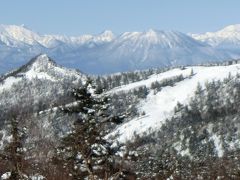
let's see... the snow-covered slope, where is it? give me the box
[0,24,238,74]
[110,62,240,143]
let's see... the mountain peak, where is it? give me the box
[28,54,56,68]
[10,54,57,75]
[145,29,158,37]
[220,24,240,33]
[0,24,40,45]
[117,29,201,49]
[95,30,115,42]
[1,53,86,83]
[191,24,240,47]
[34,54,51,61]
[101,30,114,36]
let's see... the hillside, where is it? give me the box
[111,62,240,143]
[1,56,240,178]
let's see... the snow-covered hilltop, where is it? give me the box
[0,54,86,108]
[1,24,240,74]
[0,54,85,86]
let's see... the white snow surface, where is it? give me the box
[111,64,240,143]
[0,76,21,92]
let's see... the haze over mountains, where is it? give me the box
[1,24,240,74]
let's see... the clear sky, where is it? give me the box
[0,0,239,36]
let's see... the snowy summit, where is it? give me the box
[0,24,240,74]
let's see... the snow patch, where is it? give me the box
[1,172,11,180]
[0,76,21,92]
[210,134,224,157]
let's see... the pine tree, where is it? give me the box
[0,112,27,179]
[54,81,132,179]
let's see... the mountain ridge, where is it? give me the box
[1,24,240,74]
[191,24,240,48]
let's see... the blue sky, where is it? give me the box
[0,0,239,35]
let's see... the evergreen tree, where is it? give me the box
[54,81,133,179]
[0,112,27,179]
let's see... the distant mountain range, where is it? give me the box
[1,24,240,74]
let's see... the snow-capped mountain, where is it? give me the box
[0,54,86,109]
[0,24,42,46]
[0,24,114,48]
[96,30,228,73]
[0,24,239,75]
[0,25,115,74]
[0,54,85,84]
[192,24,240,58]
